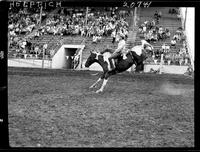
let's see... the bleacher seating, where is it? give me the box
[134,7,190,66]
[8,6,191,68]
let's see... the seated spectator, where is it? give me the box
[178,51,184,65]
[34,31,40,39]
[180,45,187,55]
[162,43,170,52]
[177,13,181,21]
[151,20,156,27]
[184,52,190,65]
[144,20,149,25]
[175,52,181,65]
[171,39,176,48]
[176,28,182,36]
[184,65,193,76]
[115,33,121,42]
[164,53,171,65]
[158,26,164,34]
[151,33,158,43]
[173,33,180,41]
[143,25,147,33]
[165,29,171,38]
[138,26,143,33]
[153,50,160,64]
[147,20,155,30]
[9,30,16,37]
[34,45,40,56]
[111,29,116,44]
[92,35,99,43]
[81,27,86,37]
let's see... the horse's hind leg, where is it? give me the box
[136,63,144,72]
[90,77,102,88]
[90,73,105,88]
[96,70,117,93]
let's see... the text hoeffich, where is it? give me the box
[9,1,62,10]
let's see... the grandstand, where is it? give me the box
[8,6,194,75]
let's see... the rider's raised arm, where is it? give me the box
[114,40,126,53]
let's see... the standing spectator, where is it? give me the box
[111,29,116,44]
[158,11,162,19]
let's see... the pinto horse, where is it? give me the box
[85,48,146,93]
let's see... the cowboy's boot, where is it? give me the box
[109,58,114,70]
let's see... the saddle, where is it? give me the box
[109,54,123,70]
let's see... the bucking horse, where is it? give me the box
[85,46,148,93]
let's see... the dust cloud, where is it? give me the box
[158,82,186,95]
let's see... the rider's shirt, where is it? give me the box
[114,39,126,53]
[131,45,143,56]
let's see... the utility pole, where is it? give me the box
[184,8,187,30]
[85,7,88,26]
[42,44,47,68]
[134,7,137,27]
[42,46,45,68]
[39,6,43,26]
[40,5,44,68]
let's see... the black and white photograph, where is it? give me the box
[0,0,196,149]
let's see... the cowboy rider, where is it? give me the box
[134,39,153,63]
[105,36,153,70]
[123,39,153,64]
[108,34,126,69]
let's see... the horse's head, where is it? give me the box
[85,50,100,68]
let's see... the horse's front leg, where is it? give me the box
[89,77,102,88]
[96,78,109,93]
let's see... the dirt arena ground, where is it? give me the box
[8,67,194,147]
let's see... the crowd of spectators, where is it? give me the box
[33,9,129,44]
[8,7,129,59]
[8,7,191,67]
[8,10,40,36]
[168,8,180,15]
[138,10,190,66]
[8,8,58,59]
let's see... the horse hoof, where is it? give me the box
[96,90,102,93]
[89,86,96,89]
